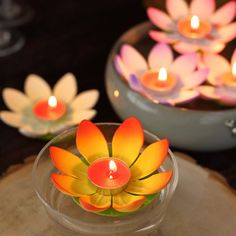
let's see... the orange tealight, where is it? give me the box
[140,67,177,95]
[88,158,131,190]
[177,15,211,39]
[222,63,236,88]
[33,96,66,121]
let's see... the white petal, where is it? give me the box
[71,90,99,111]
[166,0,189,19]
[203,53,231,85]
[211,1,236,25]
[170,53,197,78]
[53,73,78,102]
[2,88,31,112]
[19,125,48,137]
[148,43,173,69]
[169,90,199,105]
[66,110,97,126]
[114,55,131,80]
[120,44,148,77]
[0,111,24,128]
[190,0,215,19]
[180,68,208,90]
[24,74,52,100]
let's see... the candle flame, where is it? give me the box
[109,160,117,172]
[48,96,57,108]
[232,62,236,76]
[158,67,168,82]
[191,15,200,30]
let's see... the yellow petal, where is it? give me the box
[130,139,169,180]
[112,117,144,166]
[50,146,88,178]
[80,193,111,209]
[76,120,109,163]
[126,171,172,195]
[51,174,96,197]
[113,191,145,212]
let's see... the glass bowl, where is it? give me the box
[32,123,178,236]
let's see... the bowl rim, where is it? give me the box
[32,122,179,227]
[110,21,236,115]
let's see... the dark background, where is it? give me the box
[0,0,235,189]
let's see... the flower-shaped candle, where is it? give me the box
[197,49,236,106]
[147,0,236,53]
[0,73,99,138]
[114,43,208,105]
[50,117,172,214]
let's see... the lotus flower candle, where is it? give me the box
[0,73,99,138]
[147,0,236,53]
[114,43,208,105]
[197,49,236,105]
[50,117,172,214]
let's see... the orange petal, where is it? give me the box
[112,117,144,166]
[76,120,109,163]
[130,139,169,180]
[126,171,172,195]
[113,192,145,212]
[79,197,110,212]
[51,174,96,197]
[50,146,88,179]
[79,193,111,210]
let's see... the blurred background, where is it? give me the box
[0,0,235,188]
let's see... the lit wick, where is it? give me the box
[232,63,236,78]
[190,15,200,30]
[48,96,58,108]
[158,67,168,82]
[109,160,117,179]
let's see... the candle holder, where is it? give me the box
[0,73,99,139]
[32,121,178,236]
[147,0,236,54]
[105,22,236,151]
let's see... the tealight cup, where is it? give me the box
[32,123,178,236]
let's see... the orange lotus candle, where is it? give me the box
[33,96,66,121]
[88,158,131,190]
[177,15,211,39]
[140,67,177,94]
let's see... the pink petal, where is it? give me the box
[173,41,199,53]
[203,53,230,85]
[211,1,236,25]
[147,7,174,31]
[200,40,226,53]
[114,55,130,80]
[231,49,236,65]
[170,53,197,78]
[166,0,189,19]
[148,43,173,69]
[120,44,147,77]
[169,90,199,105]
[149,31,179,44]
[197,85,220,100]
[190,0,215,19]
[217,22,236,43]
[181,68,208,90]
[217,87,236,105]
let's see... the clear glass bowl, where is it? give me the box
[32,123,178,236]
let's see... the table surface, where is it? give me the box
[0,0,235,189]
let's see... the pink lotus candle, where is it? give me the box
[177,15,211,39]
[88,158,131,190]
[222,62,236,88]
[140,67,177,94]
[33,95,66,121]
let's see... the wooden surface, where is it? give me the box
[0,153,235,236]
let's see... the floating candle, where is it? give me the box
[88,158,131,190]
[140,67,177,95]
[33,96,66,121]
[177,15,211,39]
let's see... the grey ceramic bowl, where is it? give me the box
[105,22,236,151]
